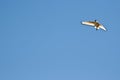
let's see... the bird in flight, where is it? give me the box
[81,20,107,31]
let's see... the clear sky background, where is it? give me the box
[0,0,120,80]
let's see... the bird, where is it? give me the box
[81,20,107,31]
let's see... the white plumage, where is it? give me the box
[81,20,107,31]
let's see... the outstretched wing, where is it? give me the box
[81,21,95,27]
[99,24,107,31]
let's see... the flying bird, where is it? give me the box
[81,20,107,31]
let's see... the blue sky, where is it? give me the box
[0,0,120,80]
